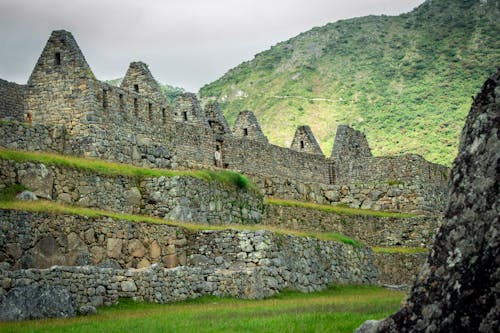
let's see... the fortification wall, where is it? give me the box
[0,210,379,311]
[0,79,25,121]
[264,204,441,247]
[0,160,263,225]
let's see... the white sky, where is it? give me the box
[0,0,424,92]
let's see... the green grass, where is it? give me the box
[0,285,405,333]
[0,148,255,190]
[266,198,416,218]
[373,247,429,254]
[0,183,27,201]
[0,200,361,247]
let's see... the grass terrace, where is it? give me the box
[0,148,254,190]
[0,200,362,247]
[266,198,417,218]
[0,285,405,333]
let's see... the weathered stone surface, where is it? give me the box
[149,240,161,259]
[15,190,37,201]
[356,70,499,332]
[17,163,54,200]
[121,281,137,292]
[32,235,65,268]
[106,238,122,259]
[0,283,76,321]
[128,239,146,258]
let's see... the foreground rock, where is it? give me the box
[0,283,76,321]
[356,70,499,332]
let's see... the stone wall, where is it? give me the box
[0,160,263,225]
[0,209,379,313]
[290,125,324,155]
[253,174,448,214]
[0,29,450,211]
[187,229,378,292]
[264,204,441,247]
[223,136,330,184]
[373,252,427,286]
[0,79,25,121]
[334,154,449,186]
[0,210,187,270]
[331,125,372,160]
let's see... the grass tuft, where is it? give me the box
[373,247,429,254]
[0,183,28,201]
[266,198,417,218]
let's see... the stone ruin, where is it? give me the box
[0,29,450,214]
[0,29,496,326]
[356,70,499,332]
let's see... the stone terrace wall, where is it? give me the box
[373,252,427,286]
[1,210,379,311]
[334,154,449,186]
[0,79,25,121]
[0,122,447,214]
[0,210,187,270]
[252,174,448,214]
[0,160,263,225]
[188,229,378,292]
[264,204,441,247]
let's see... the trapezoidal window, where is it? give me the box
[300,140,304,149]
[119,94,124,111]
[182,111,188,121]
[243,128,248,136]
[134,98,139,116]
[134,84,139,92]
[102,89,108,109]
[55,52,61,65]
[162,108,166,124]
[148,103,153,121]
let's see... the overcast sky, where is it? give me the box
[0,0,424,92]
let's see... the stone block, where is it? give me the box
[106,238,122,259]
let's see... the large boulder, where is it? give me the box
[0,283,76,321]
[356,70,499,332]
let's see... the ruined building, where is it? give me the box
[0,30,449,213]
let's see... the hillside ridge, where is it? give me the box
[200,0,500,165]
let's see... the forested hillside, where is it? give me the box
[200,0,499,165]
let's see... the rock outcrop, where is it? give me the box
[356,70,499,332]
[0,283,76,321]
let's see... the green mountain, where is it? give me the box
[200,0,499,166]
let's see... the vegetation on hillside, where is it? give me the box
[0,285,405,333]
[200,0,499,166]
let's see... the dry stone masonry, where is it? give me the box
[0,210,379,321]
[0,29,463,321]
[0,29,449,214]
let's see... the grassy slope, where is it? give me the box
[0,148,254,190]
[0,285,405,333]
[200,0,499,166]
